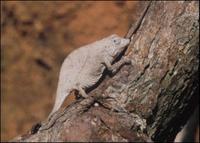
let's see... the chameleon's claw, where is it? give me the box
[122,56,132,65]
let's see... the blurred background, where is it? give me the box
[1,1,143,141]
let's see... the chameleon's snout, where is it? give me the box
[126,38,130,43]
[123,38,130,46]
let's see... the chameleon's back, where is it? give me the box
[51,46,89,113]
[51,42,101,115]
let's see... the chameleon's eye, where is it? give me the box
[113,39,121,45]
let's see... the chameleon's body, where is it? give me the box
[50,34,130,115]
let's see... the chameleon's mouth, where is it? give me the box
[113,39,130,59]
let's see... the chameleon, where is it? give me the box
[49,34,131,116]
[50,1,152,117]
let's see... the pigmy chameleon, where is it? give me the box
[49,34,130,116]
[35,1,151,132]
[50,1,151,117]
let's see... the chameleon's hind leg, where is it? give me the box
[77,84,88,98]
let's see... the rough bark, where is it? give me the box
[12,1,199,142]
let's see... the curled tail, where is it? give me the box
[49,88,70,117]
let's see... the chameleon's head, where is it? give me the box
[105,34,130,59]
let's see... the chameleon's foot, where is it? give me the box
[77,84,88,98]
[122,56,132,65]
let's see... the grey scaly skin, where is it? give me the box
[50,34,130,117]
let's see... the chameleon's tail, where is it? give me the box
[49,89,70,117]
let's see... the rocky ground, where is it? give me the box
[1,1,142,141]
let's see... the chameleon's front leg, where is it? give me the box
[104,56,132,75]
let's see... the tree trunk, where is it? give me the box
[12,1,199,142]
